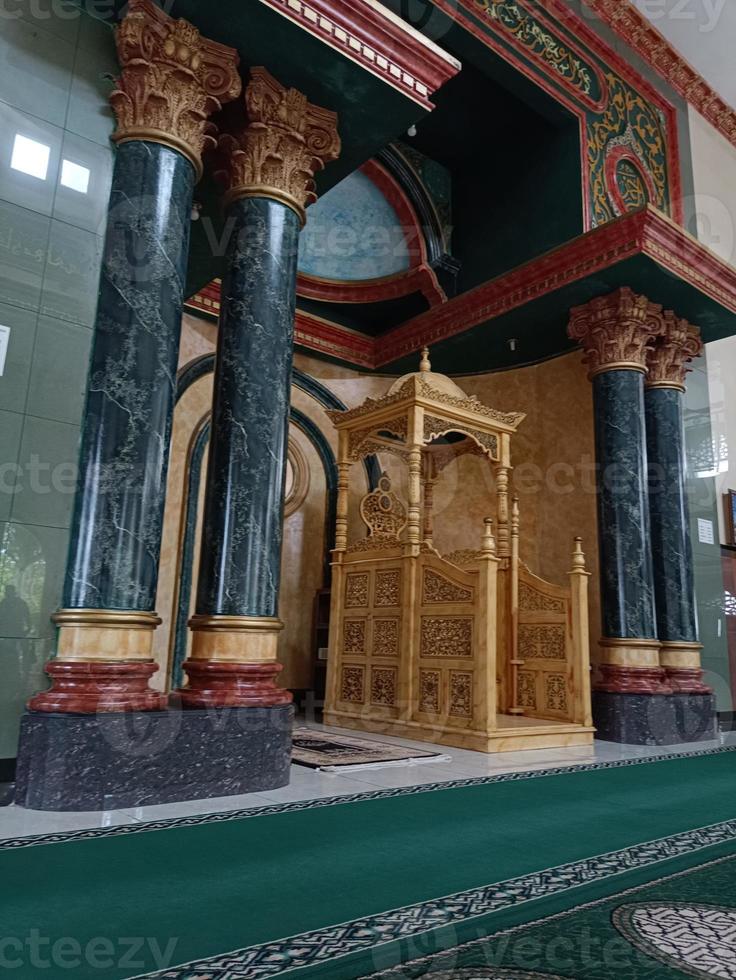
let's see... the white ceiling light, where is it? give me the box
[60,159,90,194]
[10,134,50,180]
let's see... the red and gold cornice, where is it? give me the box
[110,0,240,179]
[255,0,460,109]
[186,207,736,370]
[583,0,736,148]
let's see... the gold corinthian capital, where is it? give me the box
[216,67,341,225]
[646,313,704,391]
[110,0,241,179]
[568,287,666,379]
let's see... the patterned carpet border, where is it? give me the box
[135,819,736,979]
[360,852,736,978]
[1,742,734,851]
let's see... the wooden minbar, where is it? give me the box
[324,350,595,752]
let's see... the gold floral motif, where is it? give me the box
[343,620,366,656]
[345,573,369,608]
[110,0,241,178]
[474,0,596,99]
[588,74,668,226]
[341,665,364,703]
[375,570,401,607]
[423,414,499,458]
[518,671,537,709]
[327,377,525,429]
[216,66,340,223]
[449,671,473,718]
[371,667,397,706]
[372,619,400,658]
[519,583,565,612]
[545,673,568,713]
[568,287,666,377]
[443,550,483,568]
[422,569,473,604]
[420,617,473,659]
[346,537,403,555]
[359,473,407,541]
[646,315,703,390]
[419,670,441,713]
[519,624,566,660]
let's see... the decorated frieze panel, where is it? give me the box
[519,582,565,613]
[375,569,401,607]
[545,672,569,714]
[439,0,678,229]
[341,665,365,703]
[343,620,366,656]
[345,573,370,608]
[373,618,400,658]
[449,671,473,718]
[420,616,474,659]
[518,670,537,710]
[519,624,566,661]
[371,667,398,706]
[423,413,499,459]
[422,568,473,605]
[419,669,441,714]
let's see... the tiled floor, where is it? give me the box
[1,723,733,841]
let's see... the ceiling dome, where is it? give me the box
[387,348,467,399]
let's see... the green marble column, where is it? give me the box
[29,0,240,713]
[180,67,340,708]
[645,317,711,696]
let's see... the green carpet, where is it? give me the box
[362,849,736,978]
[1,749,736,979]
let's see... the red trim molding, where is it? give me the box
[583,0,736,148]
[375,205,736,366]
[256,0,460,109]
[186,208,736,370]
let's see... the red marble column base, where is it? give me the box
[664,667,713,695]
[28,661,167,713]
[595,664,673,695]
[176,661,294,708]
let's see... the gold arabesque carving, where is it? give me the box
[217,66,340,223]
[110,0,241,178]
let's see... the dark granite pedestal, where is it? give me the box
[593,692,717,746]
[14,705,293,811]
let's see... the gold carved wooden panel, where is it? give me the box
[422,568,473,604]
[343,620,366,656]
[374,569,401,607]
[419,669,441,713]
[545,673,568,714]
[519,582,565,612]
[420,617,474,658]
[518,671,537,710]
[449,671,473,718]
[345,572,369,608]
[371,666,397,706]
[372,618,399,657]
[341,665,364,703]
[519,624,566,660]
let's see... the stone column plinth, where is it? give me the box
[29,0,240,713]
[178,68,340,708]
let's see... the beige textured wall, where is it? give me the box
[154,319,601,691]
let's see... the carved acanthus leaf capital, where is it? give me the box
[646,313,703,390]
[109,0,241,179]
[568,287,666,378]
[216,67,341,224]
